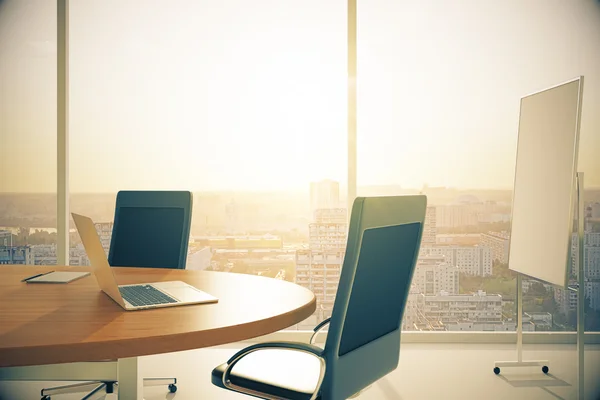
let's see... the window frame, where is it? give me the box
[54,0,599,344]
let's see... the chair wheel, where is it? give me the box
[493,367,500,375]
[168,383,177,393]
[542,366,549,374]
[41,396,51,400]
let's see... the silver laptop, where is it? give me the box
[72,212,218,310]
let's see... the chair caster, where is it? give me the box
[169,383,177,393]
[542,366,549,374]
[493,367,500,375]
[41,396,51,400]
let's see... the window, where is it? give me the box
[358,0,600,333]
[67,0,347,331]
[0,0,57,267]
[4,0,599,338]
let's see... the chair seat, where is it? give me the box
[211,348,322,400]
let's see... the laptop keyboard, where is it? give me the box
[119,285,178,307]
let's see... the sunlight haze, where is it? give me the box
[1,0,599,193]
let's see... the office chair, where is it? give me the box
[40,190,193,400]
[211,195,427,400]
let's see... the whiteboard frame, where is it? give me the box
[508,76,584,289]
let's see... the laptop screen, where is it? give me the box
[110,206,185,269]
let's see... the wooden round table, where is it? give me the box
[0,265,316,368]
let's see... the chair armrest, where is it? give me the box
[310,317,331,345]
[226,341,324,364]
[223,341,326,400]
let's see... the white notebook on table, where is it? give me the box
[25,271,91,284]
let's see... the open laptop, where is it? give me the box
[72,212,218,310]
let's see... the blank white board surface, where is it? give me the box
[508,77,584,288]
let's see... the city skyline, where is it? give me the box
[2,169,600,333]
[0,184,521,195]
[2,0,600,194]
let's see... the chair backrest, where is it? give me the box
[108,190,193,270]
[320,195,427,400]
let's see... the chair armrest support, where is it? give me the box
[310,317,331,345]
[223,341,326,400]
[226,341,324,364]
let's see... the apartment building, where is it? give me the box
[421,246,492,276]
[94,222,114,255]
[421,206,437,247]
[295,203,348,324]
[571,232,600,279]
[31,244,90,266]
[554,282,578,315]
[436,204,479,228]
[0,245,33,265]
[436,233,481,246]
[309,180,340,218]
[295,249,343,321]
[412,255,459,295]
[480,231,510,263]
[424,290,503,325]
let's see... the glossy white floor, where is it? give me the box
[1,343,599,400]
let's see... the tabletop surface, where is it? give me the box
[0,265,316,368]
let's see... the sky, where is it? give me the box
[0,0,599,193]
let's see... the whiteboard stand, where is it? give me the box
[493,172,585,400]
[493,273,549,374]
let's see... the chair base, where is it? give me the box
[40,377,176,399]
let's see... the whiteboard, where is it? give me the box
[508,77,584,288]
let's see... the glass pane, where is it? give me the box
[68,1,346,330]
[581,195,600,333]
[358,0,600,333]
[536,192,600,333]
[0,0,56,266]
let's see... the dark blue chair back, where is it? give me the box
[108,190,193,270]
[320,195,426,399]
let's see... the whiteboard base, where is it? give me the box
[493,360,549,375]
[492,275,549,376]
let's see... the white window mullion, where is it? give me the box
[57,0,70,265]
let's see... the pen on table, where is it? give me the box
[21,271,54,282]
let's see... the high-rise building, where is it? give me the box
[31,244,89,266]
[436,204,479,228]
[480,231,510,263]
[567,232,600,312]
[403,286,423,330]
[585,281,600,312]
[588,202,600,219]
[554,282,578,315]
[436,233,481,246]
[412,255,459,295]
[586,202,600,233]
[0,245,33,265]
[571,232,600,280]
[296,189,347,324]
[309,209,348,251]
[421,246,493,276]
[94,222,114,255]
[314,208,347,224]
[309,180,340,218]
[421,206,437,247]
[295,249,343,321]
[0,230,13,247]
